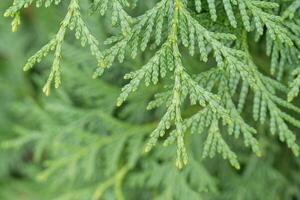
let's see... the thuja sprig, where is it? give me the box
[179,69,261,169]
[288,67,300,102]
[234,33,300,155]
[5,0,300,169]
[191,0,292,42]
[93,0,171,75]
[19,0,103,96]
[126,0,190,168]
[283,0,300,19]
[279,1,300,100]
[115,0,248,168]
[91,0,133,35]
[4,0,62,32]
[264,7,300,81]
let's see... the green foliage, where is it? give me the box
[1,0,300,199]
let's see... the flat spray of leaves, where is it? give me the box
[5,0,300,169]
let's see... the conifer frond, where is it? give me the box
[3,0,300,197]
[202,119,240,169]
[288,67,300,101]
[19,0,103,95]
[283,0,300,19]
[233,35,300,155]
[182,70,261,167]
[4,0,300,174]
[4,0,62,31]
[91,0,133,35]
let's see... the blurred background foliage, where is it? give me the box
[0,1,300,200]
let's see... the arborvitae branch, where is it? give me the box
[4,0,300,176]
